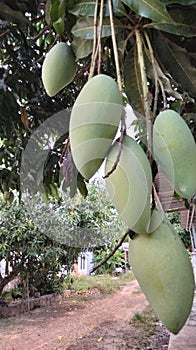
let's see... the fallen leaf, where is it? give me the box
[97,336,103,342]
[58,335,64,340]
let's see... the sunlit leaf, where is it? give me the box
[71,16,121,39]
[121,0,174,23]
[69,0,96,16]
[69,0,126,17]
[72,36,93,60]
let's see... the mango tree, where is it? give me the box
[0,0,196,334]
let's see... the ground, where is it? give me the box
[0,279,170,350]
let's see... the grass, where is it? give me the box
[67,271,134,295]
[130,306,159,336]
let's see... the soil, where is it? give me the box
[0,279,170,350]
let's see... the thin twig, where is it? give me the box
[88,0,99,79]
[89,0,104,78]
[152,183,164,212]
[158,78,167,109]
[135,29,153,163]
[103,138,123,179]
[144,31,159,120]
[0,29,10,38]
[90,229,131,274]
[108,0,122,92]
[32,23,51,42]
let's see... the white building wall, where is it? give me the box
[78,251,94,275]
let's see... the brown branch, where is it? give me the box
[32,23,51,42]
[103,121,126,179]
[0,29,10,38]
[90,229,132,274]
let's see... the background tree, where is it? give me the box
[0,183,124,296]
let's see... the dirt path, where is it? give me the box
[0,280,168,350]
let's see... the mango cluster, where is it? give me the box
[70,91,195,334]
[41,56,195,335]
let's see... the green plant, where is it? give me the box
[166,212,191,250]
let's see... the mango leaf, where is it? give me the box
[154,5,196,37]
[71,17,121,39]
[154,22,196,37]
[124,47,145,115]
[77,173,88,198]
[45,0,59,24]
[69,0,96,16]
[121,0,174,23]
[71,36,93,60]
[69,0,126,17]
[45,0,66,34]
[153,32,196,97]
[161,1,196,5]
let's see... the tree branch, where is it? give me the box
[90,228,134,274]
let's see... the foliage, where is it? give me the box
[92,247,125,274]
[0,183,124,295]
[0,198,80,296]
[166,212,191,250]
[0,0,195,200]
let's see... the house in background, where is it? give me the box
[73,250,95,276]
[73,243,130,276]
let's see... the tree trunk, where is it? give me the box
[0,267,20,295]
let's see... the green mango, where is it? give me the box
[129,221,195,334]
[105,135,152,233]
[70,74,123,180]
[41,42,77,97]
[153,109,196,199]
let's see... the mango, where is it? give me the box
[105,135,152,233]
[129,221,195,334]
[153,109,196,199]
[41,42,77,97]
[69,74,123,179]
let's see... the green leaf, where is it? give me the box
[45,0,66,34]
[124,47,145,115]
[50,0,60,23]
[77,174,88,198]
[71,36,93,60]
[153,32,196,97]
[154,5,196,36]
[53,17,65,35]
[121,0,174,23]
[153,22,196,37]
[69,0,96,16]
[69,0,126,17]
[71,17,121,39]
